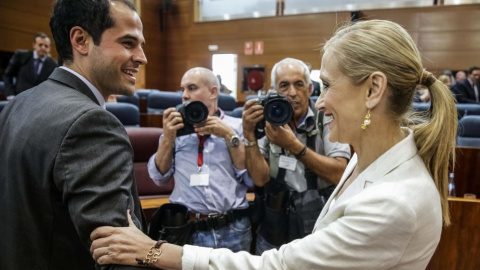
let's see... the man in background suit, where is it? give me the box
[452,66,480,103]
[0,0,149,269]
[3,32,58,96]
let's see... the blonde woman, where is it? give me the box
[89,20,457,270]
[438,74,452,89]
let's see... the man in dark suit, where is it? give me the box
[0,0,149,269]
[452,66,480,103]
[3,32,58,96]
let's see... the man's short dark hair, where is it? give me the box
[33,32,49,43]
[50,0,137,65]
[468,66,480,75]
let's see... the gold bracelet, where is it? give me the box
[137,240,168,267]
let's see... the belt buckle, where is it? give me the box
[207,213,224,230]
[214,215,228,229]
[208,213,220,218]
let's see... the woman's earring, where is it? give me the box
[361,110,371,130]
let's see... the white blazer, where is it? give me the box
[182,128,442,270]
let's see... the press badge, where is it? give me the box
[190,166,210,186]
[279,155,297,171]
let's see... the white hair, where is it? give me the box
[270,58,311,88]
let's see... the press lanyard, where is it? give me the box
[195,109,224,171]
[197,133,210,171]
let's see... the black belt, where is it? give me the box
[191,208,250,231]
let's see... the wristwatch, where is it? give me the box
[228,134,240,147]
[242,137,257,147]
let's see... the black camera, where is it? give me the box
[176,101,209,137]
[255,90,294,139]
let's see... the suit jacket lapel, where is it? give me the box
[48,68,100,106]
[315,128,418,228]
[25,53,36,80]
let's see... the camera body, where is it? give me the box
[176,101,209,137]
[255,90,294,139]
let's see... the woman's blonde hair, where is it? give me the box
[323,20,457,225]
[438,74,452,87]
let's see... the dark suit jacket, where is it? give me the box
[3,50,58,96]
[0,68,148,270]
[452,78,479,103]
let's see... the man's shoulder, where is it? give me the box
[457,79,470,88]
[15,49,32,57]
[11,50,32,64]
[24,77,99,111]
[222,114,242,128]
[14,49,31,55]
[45,56,58,66]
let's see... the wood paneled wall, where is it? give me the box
[160,1,480,101]
[0,0,57,58]
[1,1,480,100]
[141,0,167,90]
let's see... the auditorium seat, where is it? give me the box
[246,94,262,102]
[105,102,140,126]
[135,89,161,113]
[135,89,161,99]
[218,93,237,115]
[117,93,140,107]
[456,103,480,119]
[147,91,183,114]
[0,100,8,112]
[126,127,174,198]
[231,107,243,118]
[411,102,431,112]
[457,115,480,147]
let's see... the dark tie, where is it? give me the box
[34,59,42,78]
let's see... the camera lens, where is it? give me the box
[264,99,293,126]
[184,101,208,124]
[270,104,284,119]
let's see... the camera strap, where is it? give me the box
[272,106,323,190]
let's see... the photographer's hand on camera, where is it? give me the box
[242,99,271,187]
[265,122,305,156]
[242,99,264,140]
[195,116,246,170]
[194,116,231,138]
[154,108,184,174]
[162,108,184,142]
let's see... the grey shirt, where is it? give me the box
[259,107,351,192]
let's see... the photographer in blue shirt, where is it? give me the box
[148,67,253,251]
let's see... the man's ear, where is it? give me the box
[365,71,387,109]
[210,86,219,100]
[70,26,90,57]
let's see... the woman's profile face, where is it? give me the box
[320,50,367,145]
